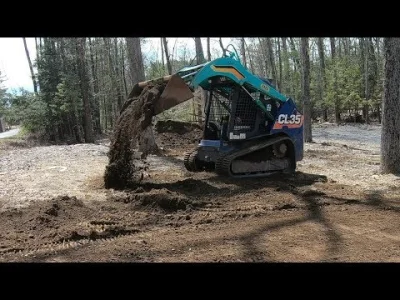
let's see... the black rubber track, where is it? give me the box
[215,136,294,178]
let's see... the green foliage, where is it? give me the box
[18,95,48,132]
[323,56,362,112]
[0,70,7,116]
[0,72,6,97]
[1,88,47,132]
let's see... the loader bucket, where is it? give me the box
[128,74,194,115]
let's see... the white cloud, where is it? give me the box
[0,37,36,92]
[0,37,238,92]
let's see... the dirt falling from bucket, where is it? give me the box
[104,83,166,190]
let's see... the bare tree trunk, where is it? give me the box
[277,38,282,91]
[22,38,38,95]
[240,38,247,68]
[88,38,102,134]
[344,38,351,56]
[300,38,312,142]
[265,38,277,85]
[98,55,110,130]
[351,39,358,56]
[376,38,382,124]
[120,42,128,97]
[162,38,172,75]
[114,38,126,103]
[244,39,255,73]
[330,38,340,123]
[289,38,301,103]
[376,38,382,74]
[257,38,268,77]
[381,38,400,174]
[76,38,94,143]
[195,38,206,125]
[101,40,114,129]
[104,38,123,113]
[35,38,39,55]
[160,38,165,75]
[219,38,226,56]
[126,38,145,84]
[364,38,370,124]
[289,38,301,72]
[317,38,328,121]
[195,38,205,64]
[359,38,366,121]
[34,38,42,90]
[207,37,211,61]
[281,38,293,97]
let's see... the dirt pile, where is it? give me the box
[0,195,141,256]
[155,120,202,135]
[111,187,190,212]
[104,83,166,190]
[0,196,92,252]
[155,120,203,151]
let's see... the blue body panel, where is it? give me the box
[199,140,221,148]
[199,139,234,153]
[270,98,304,162]
[197,97,304,162]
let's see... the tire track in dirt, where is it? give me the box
[0,229,141,260]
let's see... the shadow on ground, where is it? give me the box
[139,171,328,201]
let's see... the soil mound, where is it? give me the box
[156,121,203,150]
[112,188,189,212]
[155,120,201,135]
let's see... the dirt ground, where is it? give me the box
[0,121,399,262]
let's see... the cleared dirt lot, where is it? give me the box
[0,122,399,262]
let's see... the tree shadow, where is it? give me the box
[138,171,328,206]
[207,171,328,200]
[365,190,383,207]
[364,189,400,212]
[237,189,342,262]
[239,216,309,262]
[237,187,400,262]
[324,189,400,213]
[208,171,328,189]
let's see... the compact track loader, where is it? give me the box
[130,45,304,178]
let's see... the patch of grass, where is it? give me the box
[16,126,29,138]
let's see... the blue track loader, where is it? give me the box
[130,45,304,178]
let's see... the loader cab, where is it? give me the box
[202,76,280,143]
[202,76,235,141]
